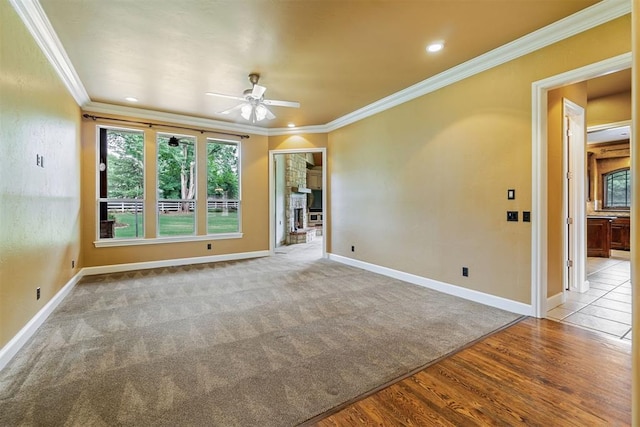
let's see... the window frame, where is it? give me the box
[206,138,242,235]
[602,167,631,210]
[93,125,243,248]
[96,125,146,241]
[156,132,198,238]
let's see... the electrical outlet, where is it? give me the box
[207,243,212,250]
[523,211,531,222]
[462,267,469,277]
[36,287,41,300]
[507,211,518,222]
[71,260,75,268]
[351,245,355,252]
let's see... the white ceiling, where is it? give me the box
[29,0,630,130]
[587,125,631,144]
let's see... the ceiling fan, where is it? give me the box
[206,73,300,123]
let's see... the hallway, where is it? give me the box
[547,251,632,342]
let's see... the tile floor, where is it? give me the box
[547,250,632,342]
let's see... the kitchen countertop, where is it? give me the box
[588,212,630,218]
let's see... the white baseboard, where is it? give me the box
[547,291,565,311]
[80,250,270,276]
[0,249,269,372]
[0,271,83,371]
[328,253,533,316]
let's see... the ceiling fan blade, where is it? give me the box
[263,99,300,108]
[218,104,244,115]
[264,106,276,120]
[206,92,246,101]
[251,84,266,98]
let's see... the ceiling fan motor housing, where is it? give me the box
[248,73,260,85]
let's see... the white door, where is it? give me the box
[563,98,588,293]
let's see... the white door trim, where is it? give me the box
[268,148,327,257]
[531,52,631,318]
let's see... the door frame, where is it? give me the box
[268,147,327,257]
[531,52,631,318]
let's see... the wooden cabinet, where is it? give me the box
[587,217,612,258]
[307,169,322,190]
[610,217,630,251]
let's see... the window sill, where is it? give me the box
[94,233,243,248]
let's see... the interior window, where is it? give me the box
[603,168,631,209]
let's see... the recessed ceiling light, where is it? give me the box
[125,97,138,102]
[426,42,444,53]
[287,123,296,128]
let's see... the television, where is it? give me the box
[308,189,322,212]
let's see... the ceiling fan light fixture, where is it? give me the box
[240,104,253,121]
[255,104,268,122]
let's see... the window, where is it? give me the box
[207,139,240,234]
[157,134,196,236]
[603,168,631,209]
[98,127,144,239]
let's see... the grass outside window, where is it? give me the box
[111,211,239,238]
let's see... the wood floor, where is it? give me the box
[311,317,632,426]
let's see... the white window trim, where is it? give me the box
[156,133,198,237]
[93,232,243,248]
[207,138,242,235]
[96,125,146,241]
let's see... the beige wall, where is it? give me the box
[328,16,630,304]
[588,91,632,127]
[0,1,82,348]
[546,83,588,298]
[80,118,269,266]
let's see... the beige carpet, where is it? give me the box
[0,241,521,426]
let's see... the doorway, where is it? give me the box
[269,148,327,258]
[531,52,631,318]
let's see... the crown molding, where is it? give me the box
[83,102,333,136]
[266,125,329,136]
[14,0,629,135]
[325,0,631,132]
[83,102,270,136]
[9,0,90,106]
